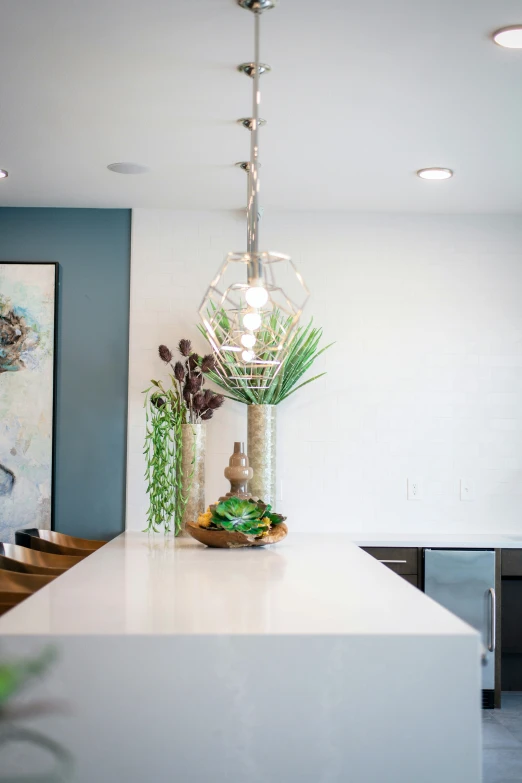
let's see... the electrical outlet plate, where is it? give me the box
[407,479,422,501]
[460,479,474,501]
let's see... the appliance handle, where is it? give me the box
[488,587,496,653]
[378,560,407,564]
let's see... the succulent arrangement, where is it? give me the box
[197,496,286,538]
[144,339,224,535]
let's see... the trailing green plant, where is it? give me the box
[197,497,286,537]
[198,308,333,405]
[144,339,225,535]
[143,381,186,534]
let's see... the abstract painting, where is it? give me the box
[0,263,57,542]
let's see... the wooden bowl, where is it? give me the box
[186,522,288,549]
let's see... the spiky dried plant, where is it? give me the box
[192,391,205,412]
[201,354,215,373]
[208,393,225,410]
[174,361,185,383]
[158,345,173,364]
[156,338,225,425]
[178,339,192,357]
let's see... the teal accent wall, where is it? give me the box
[0,208,131,539]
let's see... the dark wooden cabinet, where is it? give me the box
[502,549,522,577]
[501,549,522,692]
[362,547,419,588]
[502,580,522,654]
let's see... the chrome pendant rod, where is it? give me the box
[247,12,261,255]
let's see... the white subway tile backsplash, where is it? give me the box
[126,210,522,534]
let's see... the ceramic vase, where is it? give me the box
[220,441,253,500]
[181,422,206,534]
[247,404,276,506]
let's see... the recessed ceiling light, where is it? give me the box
[416,167,453,180]
[107,162,148,175]
[0,169,8,179]
[492,25,522,49]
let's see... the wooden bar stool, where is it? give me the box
[15,529,104,558]
[0,593,27,616]
[38,530,106,551]
[0,570,57,593]
[0,544,82,576]
[0,569,56,616]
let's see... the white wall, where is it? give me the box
[127,209,522,533]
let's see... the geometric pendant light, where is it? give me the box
[199,0,309,389]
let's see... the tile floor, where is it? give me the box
[483,693,522,782]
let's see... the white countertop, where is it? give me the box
[0,531,476,637]
[347,533,522,548]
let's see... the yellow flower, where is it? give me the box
[198,511,213,528]
[260,517,271,528]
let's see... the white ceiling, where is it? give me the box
[1,0,522,212]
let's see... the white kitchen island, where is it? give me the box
[0,533,482,782]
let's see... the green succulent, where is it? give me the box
[251,500,286,527]
[209,497,286,537]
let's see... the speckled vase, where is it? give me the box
[247,404,276,506]
[181,423,206,534]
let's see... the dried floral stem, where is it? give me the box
[158,342,224,424]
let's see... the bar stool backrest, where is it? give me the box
[0,543,82,573]
[0,569,56,594]
[0,594,27,616]
[15,531,93,558]
[38,530,105,550]
[0,552,67,577]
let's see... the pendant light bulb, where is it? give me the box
[242,350,255,362]
[245,285,269,308]
[241,333,256,349]
[243,311,262,331]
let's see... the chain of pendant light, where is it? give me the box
[236,0,276,254]
[197,0,309,387]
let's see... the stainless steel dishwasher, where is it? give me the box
[424,549,496,706]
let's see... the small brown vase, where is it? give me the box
[219,442,254,501]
